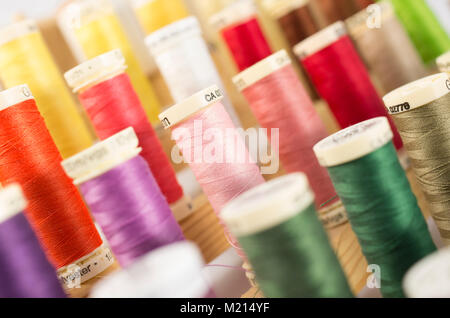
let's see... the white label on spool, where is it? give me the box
[0,84,34,112]
[318,201,348,229]
[58,244,114,289]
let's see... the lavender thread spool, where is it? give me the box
[62,127,185,267]
[0,184,66,298]
[90,241,213,298]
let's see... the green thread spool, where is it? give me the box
[314,117,436,298]
[382,0,450,64]
[222,173,353,298]
[384,73,450,246]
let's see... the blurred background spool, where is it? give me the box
[0,19,93,158]
[131,0,190,34]
[62,128,185,268]
[404,247,450,298]
[294,21,403,150]
[0,85,114,294]
[384,73,450,246]
[160,85,265,264]
[210,0,272,71]
[91,242,213,298]
[146,16,242,127]
[384,0,450,64]
[314,117,437,297]
[353,0,374,10]
[425,0,450,36]
[346,1,428,94]
[0,185,66,298]
[222,173,353,298]
[437,51,450,74]
[65,50,189,217]
[311,0,358,27]
[58,0,162,124]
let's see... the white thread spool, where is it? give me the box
[90,241,212,298]
[146,16,241,127]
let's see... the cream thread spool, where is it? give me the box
[437,51,450,74]
[145,16,242,128]
[64,49,192,221]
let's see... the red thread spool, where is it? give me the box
[65,50,188,214]
[211,0,272,71]
[294,22,403,150]
[233,50,337,210]
[0,85,103,270]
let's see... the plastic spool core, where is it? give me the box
[232,50,291,91]
[403,248,450,298]
[0,184,27,224]
[210,0,257,30]
[262,0,309,19]
[383,73,450,115]
[158,85,224,129]
[64,49,127,93]
[293,21,347,59]
[221,173,315,237]
[313,117,393,167]
[61,127,141,185]
[0,19,38,47]
[90,242,209,298]
[145,16,202,56]
[437,52,450,74]
[0,84,34,112]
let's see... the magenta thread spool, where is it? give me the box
[90,241,214,298]
[0,184,66,298]
[62,127,185,267]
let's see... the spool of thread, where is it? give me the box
[91,242,212,298]
[159,85,265,259]
[233,50,338,211]
[263,0,319,47]
[0,184,66,298]
[64,50,189,219]
[314,117,437,297]
[221,173,353,298]
[346,2,428,94]
[0,20,93,158]
[131,0,189,34]
[353,0,374,9]
[383,73,450,246]
[58,0,161,124]
[210,0,272,71]
[62,128,185,267]
[0,85,113,289]
[437,51,450,74]
[313,0,359,25]
[294,21,403,150]
[403,247,450,298]
[425,0,450,36]
[145,16,241,127]
[384,0,450,64]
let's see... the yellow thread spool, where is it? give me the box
[132,0,189,34]
[60,0,161,124]
[0,20,93,158]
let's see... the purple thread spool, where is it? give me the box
[0,184,66,298]
[62,127,185,267]
[90,241,214,298]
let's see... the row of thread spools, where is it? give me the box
[0,0,449,298]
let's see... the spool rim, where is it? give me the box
[221,173,315,237]
[61,127,142,185]
[158,85,224,129]
[262,0,309,19]
[232,50,291,91]
[383,73,450,114]
[437,51,450,73]
[209,0,257,30]
[293,21,347,59]
[145,16,202,56]
[0,184,27,224]
[0,19,38,47]
[64,49,127,93]
[313,117,393,167]
[0,85,34,112]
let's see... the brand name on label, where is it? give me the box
[204,89,223,103]
[389,102,410,114]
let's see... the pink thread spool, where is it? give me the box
[233,50,346,225]
[159,85,265,260]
